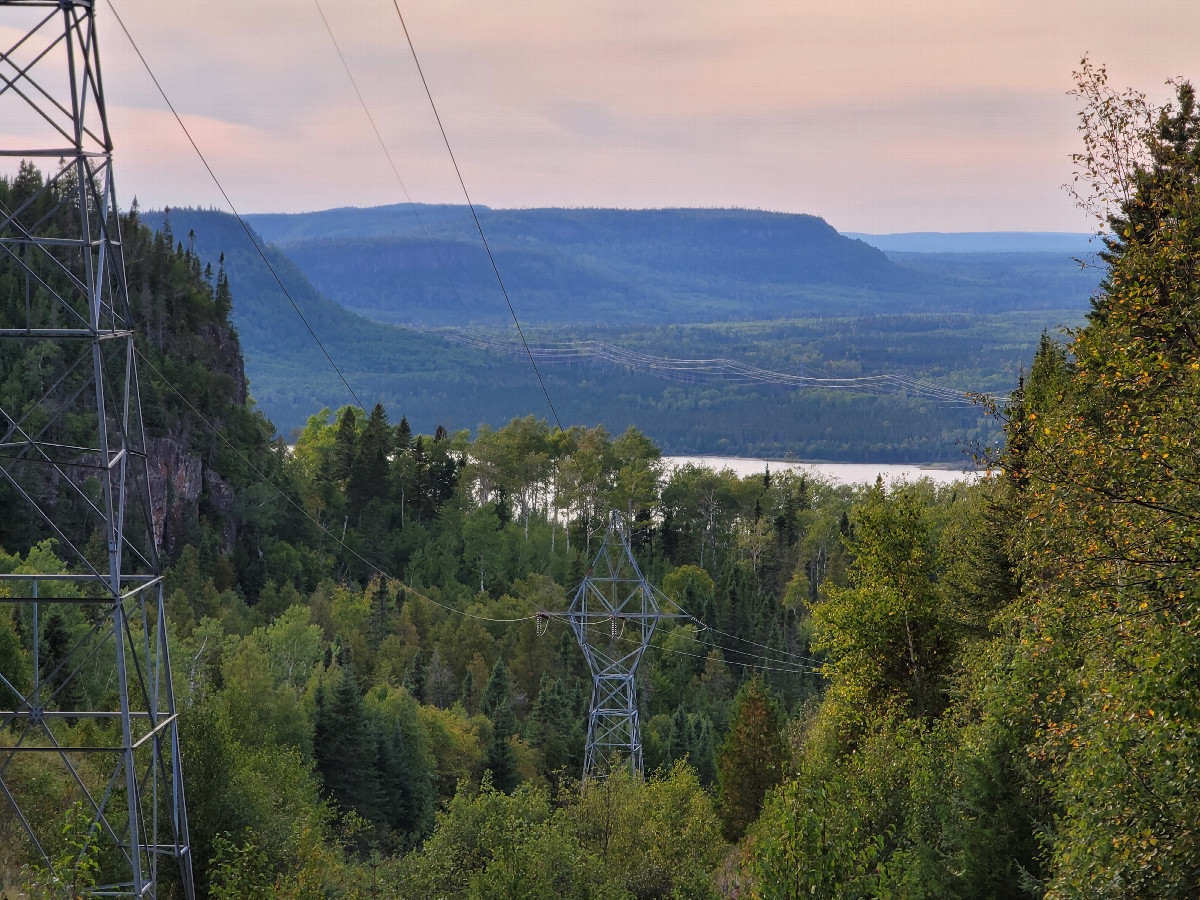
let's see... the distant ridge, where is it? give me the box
[844,231,1100,254]
[239,206,1098,328]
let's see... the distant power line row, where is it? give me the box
[444,330,1003,406]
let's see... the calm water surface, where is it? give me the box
[664,456,983,487]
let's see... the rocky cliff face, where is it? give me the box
[147,434,202,558]
[146,321,250,560]
[198,320,247,407]
[0,175,266,571]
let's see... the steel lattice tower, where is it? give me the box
[555,512,688,779]
[0,2,194,896]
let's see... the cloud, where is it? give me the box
[14,0,1195,230]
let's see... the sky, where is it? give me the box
[2,1,1197,232]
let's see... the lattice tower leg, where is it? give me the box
[0,3,194,896]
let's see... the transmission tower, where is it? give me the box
[549,512,688,779]
[0,2,194,897]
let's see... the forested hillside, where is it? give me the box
[4,65,1199,900]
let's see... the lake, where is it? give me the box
[663,456,984,487]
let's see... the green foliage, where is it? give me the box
[991,70,1200,898]
[813,483,955,723]
[19,803,99,900]
[391,763,724,900]
[742,66,1200,900]
[8,153,1143,897]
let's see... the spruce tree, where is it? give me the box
[331,407,357,485]
[482,697,520,794]
[394,415,412,453]
[373,720,432,848]
[366,578,394,646]
[403,648,427,704]
[480,658,511,720]
[528,676,573,776]
[667,704,692,765]
[313,665,381,821]
[350,403,390,508]
[716,676,784,839]
[480,659,519,792]
[692,715,717,786]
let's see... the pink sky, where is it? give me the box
[4,1,1196,231]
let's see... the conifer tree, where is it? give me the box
[691,716,717,786]
[350,403,390,508]
[460,668,477,715]
[528,676,574,776]
[480,658,511,720]
[403,648,427,704]
[330,407,357,485]
[366,578,394,646]
[998,69,1200,896]
[482,698,520,794]
[667,705,693,765]
[480,659,519,791]
[716,676,784,839]
[394,415,412,453]
[312,664,381,821]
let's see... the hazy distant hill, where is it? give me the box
[245,207,909,326]
[242,206,1099,328]
[844,231,1099,255]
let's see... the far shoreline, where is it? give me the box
[662,455,984,487]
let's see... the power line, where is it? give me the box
[538,612,821,677]
[481,560,821,673]
[388,0,564,434]
[104,0,368,414]
[443,331,1005,405]
[695,623,827,668]
[310,0,475,322]
[143,343,823,663]
[106,0,839,674]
